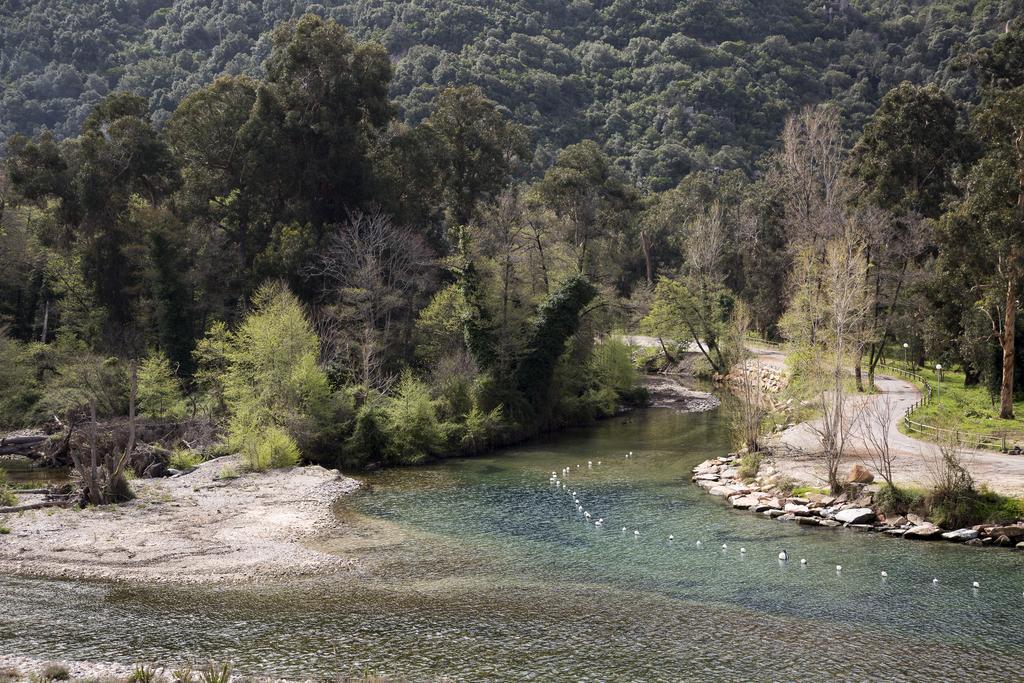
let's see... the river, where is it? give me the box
[1,408,1022,681]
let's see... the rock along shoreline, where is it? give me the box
[692,453,1024,550]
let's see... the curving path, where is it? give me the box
[753,346,1024,496]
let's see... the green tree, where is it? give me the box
[136,352,186,419]
[940,86,1024,419]
[641,276,734,376]
[851,82,963,217]
[427,86,529,226]
[224,282,332,468]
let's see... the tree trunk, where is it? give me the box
[999,276,1017,419]
[854,351,864,392]
[640,230,654,284]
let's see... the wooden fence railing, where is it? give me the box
[877,363,1017,452]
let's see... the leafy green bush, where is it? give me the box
[0,332,39,429]
[385,373,442,464]
[223,282,332,464]
[875,483,925,517]
[137,352,187,418]
[243,426,300,471]
[40,663,69,681]
[589,338,637,396]
[169,449,203,470]
[736,452,762,481]
[0,469,16,507]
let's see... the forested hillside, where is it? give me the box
[3,0,1021,187]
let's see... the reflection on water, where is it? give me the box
[0,457,68,486]
[1,409,1023,681]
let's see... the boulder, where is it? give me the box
[848,524,874,532]
[819,519,842,528]
[786,497,810,505]
[720,467,739,479]
[784,503,811,516]
[796,516,820,526]
[835,507,876,525]
[904,524,944,540]
[884,528,907,537]
[694,473,720,482]
[988,526,1024,542]
[941,528,979,543]
[1017,542,1024,550]
[696,479,718,491]
[708,486,732,497]
[908,513,925,525]
[846,464,874,484]
[731,495,761,509]
[992,535,1015,547]
[767,509,786,518]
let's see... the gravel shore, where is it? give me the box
[0,455,362,584]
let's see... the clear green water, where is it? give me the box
[2,409,1023,681]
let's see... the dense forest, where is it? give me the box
[2,6,1024,504]
[2,0,1023,188]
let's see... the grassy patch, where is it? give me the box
[790,485,829,497]
[897,365,1024,449]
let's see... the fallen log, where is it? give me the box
[0,435,49,456]
[0,500,72,514]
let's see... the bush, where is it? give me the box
[925,442,979,529]
[169,449,202,470]
[242,426,300,471]
[223,282,332,464]
[0,332,39,429]
[0,468,16,506]
[736,452,762,481]
[590,337,637,396]
[41,663,69,681]
[875,483,925,517]
[975,485,1024,525]
[385,373,442,464]
[137,352,187,418]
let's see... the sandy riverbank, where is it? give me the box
[0,456,362,584]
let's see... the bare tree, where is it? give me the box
[862,393,898,488]
[311,209,434,391]
[730,303,767,453]
[68,361,138,505]
[687,201,727,281]
[802,237,871,492]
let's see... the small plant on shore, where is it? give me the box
[0,666,20,683]
[128,664,161,683]
[198,662,231,683]
[242,425,300,471]
[40,663,70,681]
[170,448,203,470]
[0,525,10,534]
[0,468,17,506]
[925,440,979,529]
[875,483,925,517]
[216,465,240,481]
[736,451,763,481]
[170,665,194,683]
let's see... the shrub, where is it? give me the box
[736,452,762,481]
[344,404,390,468]
[223,282,332,464]
[41,663,69,681]
[925,442,979,529]
[0,525,10,535]
[590,337,637,397]
[0,331,39,429]
[875,483,925,517]
[198,662,231,683]
[128,665,160,683]
[384,373,441,464]
[976,485,1024,525]
[0,468,16,507]
[137,352,187,418]
[242,426,300,471]
[216,465,240,480]
[169,449,202,470]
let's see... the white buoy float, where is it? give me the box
[634,529,640,536]
[668,535,674,541]
[880,571,888,578]
[836,565,843,572]
[973,581,980,589]
[778,550,787,561]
